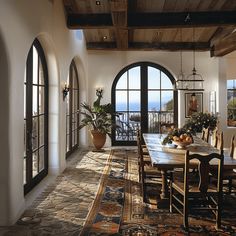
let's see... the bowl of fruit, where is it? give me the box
[161,128,193,148]
[172,133,193,149]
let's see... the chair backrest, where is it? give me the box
[136,129,144,154]
[184,150,224,194]
[201,127,210,143]
[212,127,218,148]
[216,131,224,151]
[229,135,235,158]
[160,122,176,134]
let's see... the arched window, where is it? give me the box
[24,39,48,194]
[66,60,79,157]
[111,62,178,145]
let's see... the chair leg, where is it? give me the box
[216,194,222,229]
[183,197,189,230]
[141,171,147,202]
[169,181,173,213]
[228,178,232,193]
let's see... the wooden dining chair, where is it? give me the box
[211,135,236,193]
[216,131,224,150]
[170,150,224,231]
[212,128,223,149]
[136,130,163,202]
[229,135,235,158]
[201,127,210,143]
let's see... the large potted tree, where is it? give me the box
[78,89,114,151]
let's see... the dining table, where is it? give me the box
[143,133,236,199]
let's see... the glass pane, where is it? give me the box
[32,117,38,151]
[116,91,127,111]
[73,113,78,129]
[72,131,75,146]
[24,84,26,118]
[66,95,70,114]
[32,85,38,115]
[148,66,160,89]
[24,119,26,156]
[148,110,161,133]
[75,90,79,112]
[24,67,26,83]
[39,86,44,114]
[161,91,173,111]
[66,115,70,135]
[227,80,235,89]
[116,73,127,89]
[73,72,78,88]
[73,89,77,109]
[148,91,160,111]
[32,46,38,84]
[32,151,38,177]
[66,134,70,152]
[72,114,75,131]
[23,158,26,184]
[74,129,78,146]
[39,147,44,172]
[129,91,140,111]
[39,115,44,146]
[161,72,173,89]
[38,59,44,85]
[129,67,140,89]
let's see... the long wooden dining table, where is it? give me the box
[143,133,236,199]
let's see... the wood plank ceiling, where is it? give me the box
[63,0,236,56]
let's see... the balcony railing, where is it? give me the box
[115,111,174,141]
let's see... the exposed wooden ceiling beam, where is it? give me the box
[211,31,236,57]
[67,14,113,29]
[67,11,236,29]
[87,42,210,51]
[210,26,235,47]
[128,11,236,28]
[109,0,127,12]
[109,0,128,50]
[63,0,78,15]
[116,29,128,49]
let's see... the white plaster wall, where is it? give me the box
[0,0,88,225]
[218,55,236,148]
[87,50,219,146]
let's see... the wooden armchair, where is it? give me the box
[170,150,224,231]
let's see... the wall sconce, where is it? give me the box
[62,82,70,101]
[96,87,103,98]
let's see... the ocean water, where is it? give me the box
[116,101,171,111]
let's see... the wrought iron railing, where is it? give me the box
[115,111,174,141]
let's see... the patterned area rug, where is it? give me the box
[82,148,236,235]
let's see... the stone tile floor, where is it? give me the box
[0,149,111,236]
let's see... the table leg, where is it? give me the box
[160,169,169,199]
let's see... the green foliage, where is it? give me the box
[228,97,236,109]
[183,112,218,134]
[78,92,114,137]
[165,99,173,111]
[162,128,192,145]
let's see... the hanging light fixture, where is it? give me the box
[175,29,188,90]
[186,28,204,91]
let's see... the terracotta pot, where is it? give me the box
[90,130,106,150]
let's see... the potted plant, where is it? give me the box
[183,112,218,135]
[78,89,114,151]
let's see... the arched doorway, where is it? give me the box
[66,60,79,157]
[111,62,178,145]
[24,39,49,194]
